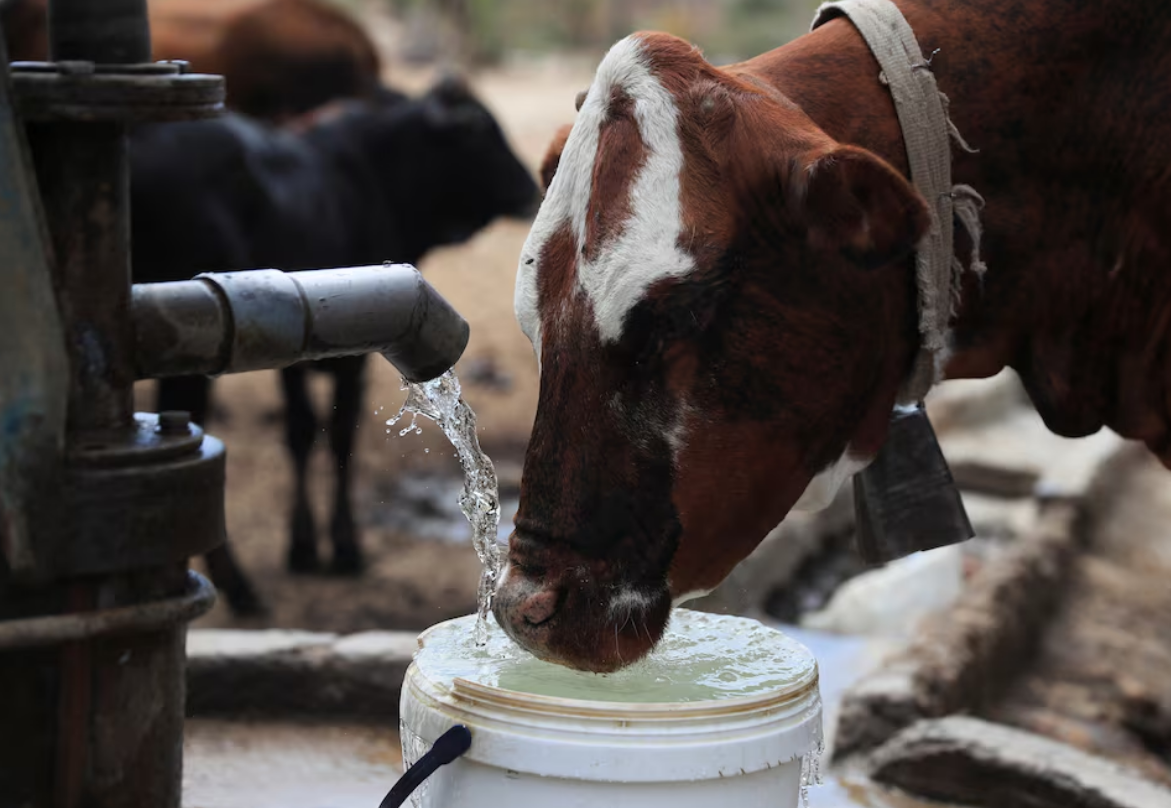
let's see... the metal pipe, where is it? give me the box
[27,119,136,436]
[0,30,68,577]
[132,264,471,383]
[4,3,191,806]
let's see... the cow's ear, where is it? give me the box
[540,124,573,194]
[792,145,930,270]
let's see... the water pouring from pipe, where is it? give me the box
[387,370,503,644]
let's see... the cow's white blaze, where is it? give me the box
[515,34,697,359]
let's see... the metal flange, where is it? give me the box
[8,60,224,122]
[33,413,229,579]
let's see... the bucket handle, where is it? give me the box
[379,725,473,808]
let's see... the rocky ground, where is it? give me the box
[987,446,1171,787]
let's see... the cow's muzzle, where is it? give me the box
[493,559,671,673]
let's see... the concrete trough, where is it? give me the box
[187,629,416,718]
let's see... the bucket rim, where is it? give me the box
[410,610,820,721]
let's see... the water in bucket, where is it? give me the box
[415,609,817,704]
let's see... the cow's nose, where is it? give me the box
[519,589,560,626]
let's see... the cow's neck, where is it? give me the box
[738,0,1171,462]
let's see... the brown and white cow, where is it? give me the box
[494,0,1171,672]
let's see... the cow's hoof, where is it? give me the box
[328,545,365,576]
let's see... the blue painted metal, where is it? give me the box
[0,35,67,578]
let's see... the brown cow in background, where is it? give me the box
[1,0,381,121]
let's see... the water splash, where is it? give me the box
[387,369,502,644]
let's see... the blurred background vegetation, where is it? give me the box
[336,0,824,67]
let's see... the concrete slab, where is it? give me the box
[187,628,417,718]
[183,719,401,808]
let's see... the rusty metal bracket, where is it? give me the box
[0,569,214,651]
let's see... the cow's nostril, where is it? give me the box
[519,590,559,626]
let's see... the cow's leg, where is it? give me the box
[156,377,267,615]
[202,541,267,617]
[281,363,320,572]
[327,356,366,575]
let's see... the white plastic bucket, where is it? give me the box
[399,610,823,808]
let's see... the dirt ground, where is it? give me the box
[987,446,1171,786]
[155,12,595,632]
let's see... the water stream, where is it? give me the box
[386,369,502,644]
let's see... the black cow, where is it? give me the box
[130,78,540,614]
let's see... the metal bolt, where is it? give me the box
[158,411,191,435]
